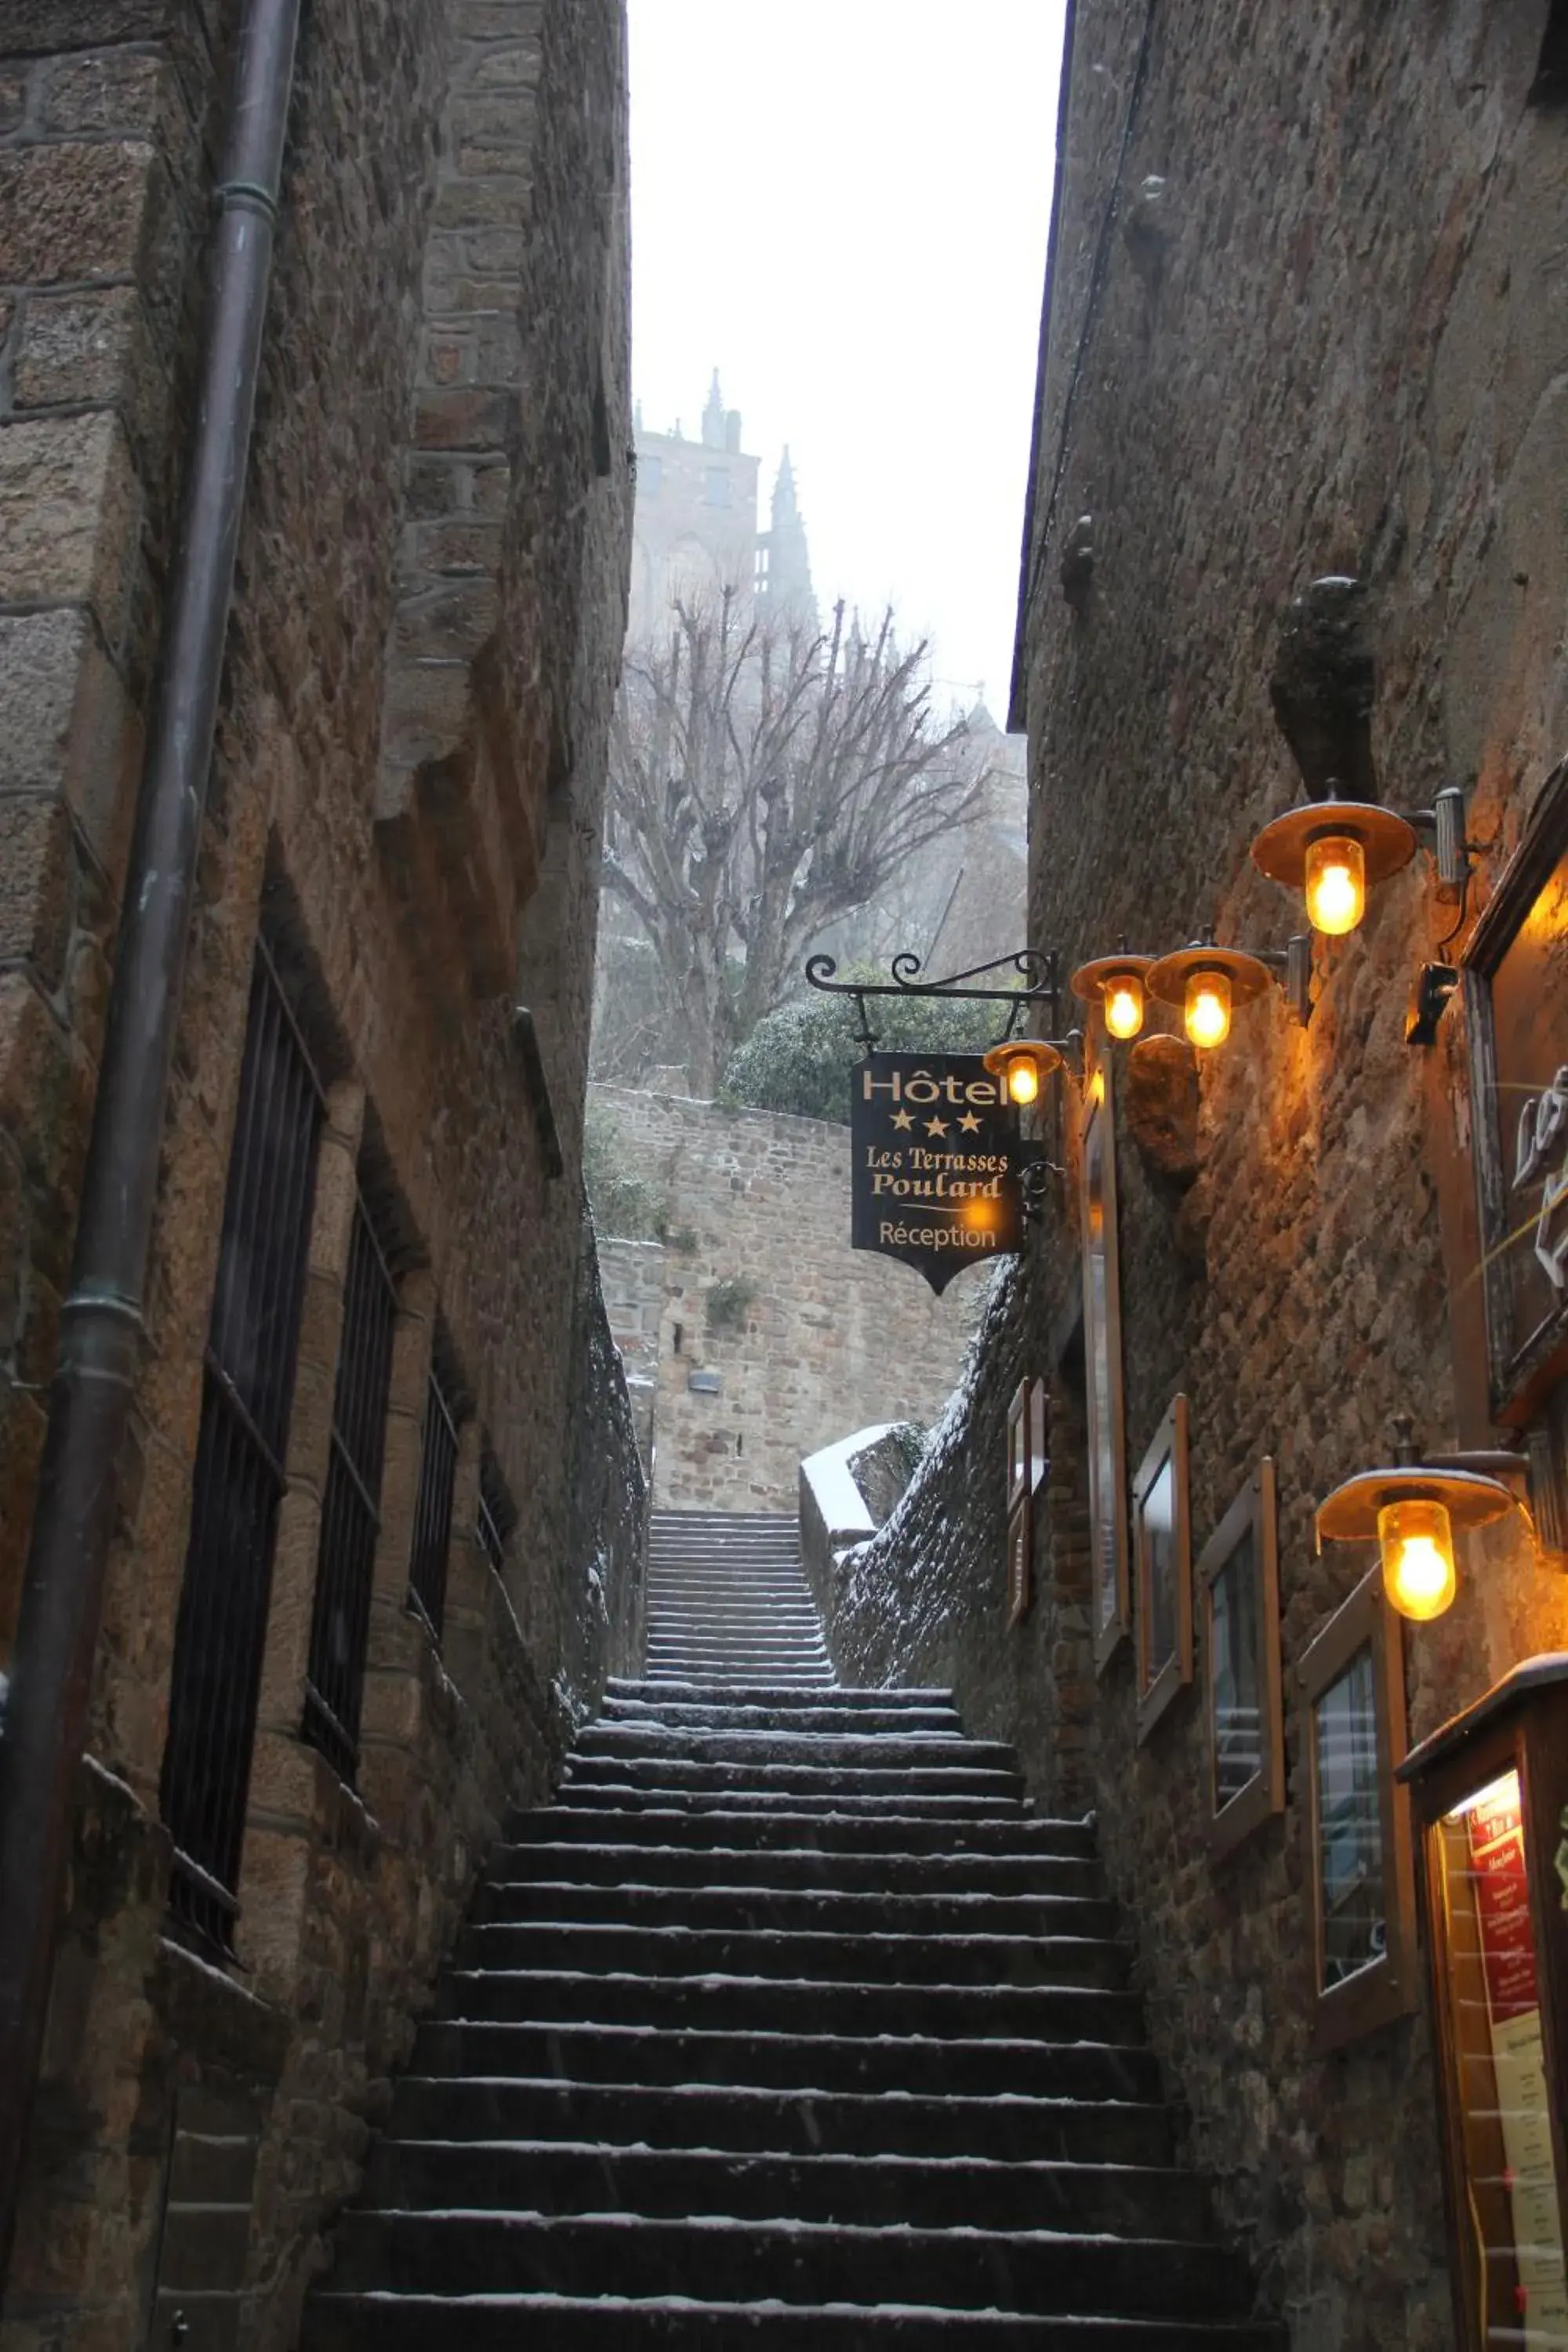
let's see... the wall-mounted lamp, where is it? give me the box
[1315,1421,1531,1622]
[982,1037,1065,1107]
[1251,786,1470,937]
[1145,934,1308,1047]
[1070,951,1156,1041]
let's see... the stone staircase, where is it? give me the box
[303,1512,1280,2347]
[645,1508,833,1685]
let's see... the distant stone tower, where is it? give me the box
[626,375,815,642]
[757,446,817,627]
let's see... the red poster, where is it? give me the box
[1468,1778,1538,2027]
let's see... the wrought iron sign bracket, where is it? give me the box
[805,949,1064,1055]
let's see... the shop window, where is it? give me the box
[302,1179,398,1782]
[408,1337,462,1642]
[1134,1392,1191,1740]
[1199,1457,1284,1858]
[161,935,325,1956]
[1298,1567,1418,2049]
[1400,1657,1568,2348]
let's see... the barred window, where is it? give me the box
[161,938,324,1955]
[408,1352,460,1639]
[302,1188,397,1782]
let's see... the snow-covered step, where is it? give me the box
[319,2206,1260,2315]
[484,1836,1102,1896]
[503,1802,1087,1853]
[389,2051,1171,2143]
[472,1877,1117,1940]
[361,2137,1212,2237]
[431,1966,1144,2041]
[307,2299,1285,2350]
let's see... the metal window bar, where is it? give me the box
[302,1195,397,1782]
[161,939,324,1956]
[408,1360,459,1639]
[477,1454,511,1578]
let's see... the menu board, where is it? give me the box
[1457,1772,1568,2345]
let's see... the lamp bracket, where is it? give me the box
[1405,961,1459,1047]
[1392,785,1471,896]
[804,948,1063,1055]
[1241,935,1314,1026]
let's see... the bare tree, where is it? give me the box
[602,592,987,1094]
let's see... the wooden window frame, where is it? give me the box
[1080,1056,1130,1672]
[1198,1456,1284,1859]
[1462,757,1568,1421]
[1005,1377,1047,1628]
[1134,1393,1192,1741]
[1298,1567,1419,2052]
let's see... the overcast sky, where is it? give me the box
[627,0,1066,721]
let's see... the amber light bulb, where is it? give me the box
[1184,970,1232,1049]
[1377,1496,1457,1622]
[1104,975,1145,1040]
[1005,1059,1040,1107]
[1303,833,1367,936]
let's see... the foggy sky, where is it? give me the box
[628,0,1065,721]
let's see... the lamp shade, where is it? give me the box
[1070,952,1156,1041]
[982,1038,1064,1107]
[1252,800,1417,935]
[1316,1462,1519,1622]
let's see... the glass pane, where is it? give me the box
[1142,1454,1176,1678]
[1210,1533,1261,1809]
[1315,1646,1385,1990]
[1434,1769,1568,2347]
[1083,1105,1119,1637]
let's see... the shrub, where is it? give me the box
[722,979,1014,1126]
[705,1275,757,1333]
[583,1102,666,1240]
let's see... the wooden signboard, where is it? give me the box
[851,1052,1032,1295]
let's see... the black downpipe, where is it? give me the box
[0,0,302,2280]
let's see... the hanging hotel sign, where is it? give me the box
[851,1052,1032,1294]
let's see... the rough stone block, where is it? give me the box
[413,385,514,452]
[0,607,143,892]
[0,70,26,132]
[16,285,155,426]
[0,0,178,52]
[0,793,72,989]
[0,138,154,285]
[378,658,473,775]
[391,577,499,662]
[42,49,163,132]
[405,517,503,575]
[0,414,141,644]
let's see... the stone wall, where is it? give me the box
[590,1086,984,1513]
[818,11,1568,2352]
[0,0,637,2345]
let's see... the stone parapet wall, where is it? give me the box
[801,1267,1095,1820]
[590,1086,983,1514]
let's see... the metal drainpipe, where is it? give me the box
[0,0,302,2280]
